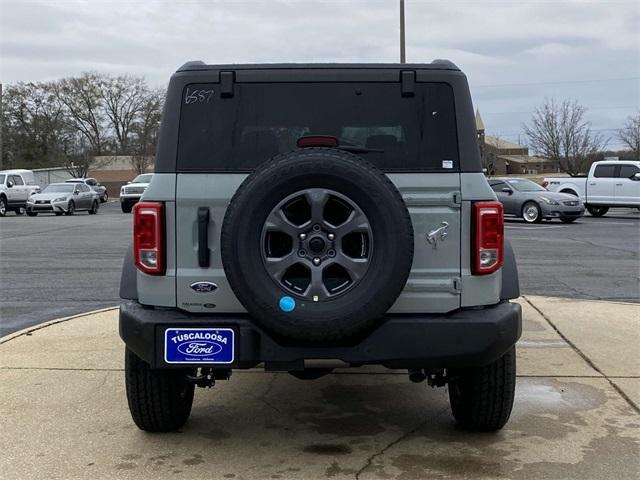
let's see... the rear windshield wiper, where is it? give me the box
[336,144,384,154]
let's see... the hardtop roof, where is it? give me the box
[177,60,460,73]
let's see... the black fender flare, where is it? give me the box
[119,244,138,300]
[501,239,520,300]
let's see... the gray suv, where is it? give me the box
[119,62,522,433]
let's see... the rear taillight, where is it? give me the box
[472,202,504,275]
[133,202,165,275]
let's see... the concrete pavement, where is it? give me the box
[0,297,638,479]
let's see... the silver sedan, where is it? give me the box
[489,177,585,223]
[26,182,100,216]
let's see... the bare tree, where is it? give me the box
[102,75,147,154]
[524,99,608,176]
[129,88,163,174]
[618,112,640,160]
[2,82,71,168]
[53,73,107,156]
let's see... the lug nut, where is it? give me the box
[313,224,321,231]
[313,257,321,266]
[299,233,307,240]
[327,249,336,257]
[298,250,306,257]
[327,233,335,241]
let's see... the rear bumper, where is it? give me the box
[119,300,522,370]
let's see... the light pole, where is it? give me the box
[400,0,406,63]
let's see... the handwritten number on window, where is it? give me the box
[185,88,214,105]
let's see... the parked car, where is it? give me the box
[0,169,41,217]
[26,182,100,216]
[65,178,108,202]
[120,173,153,213]
[489,177,584,223]
[542,160,640,217]
[119,61,522,434]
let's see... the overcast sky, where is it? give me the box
[1,0,638,148]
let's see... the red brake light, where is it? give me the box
[472,202,504,275]
[296,135,339,148]
[133,202,165,275]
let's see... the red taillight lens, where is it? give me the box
[133,202,165,275]
[472,202,504,275]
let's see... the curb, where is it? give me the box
[0,306,119,345]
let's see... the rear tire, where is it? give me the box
[522,202,542,223]
[448,347,516,432]
[15,207,25,216]
[124,348,195,432]
[89,200,99,214]
[586,205,609,217]
[101,192,108,203]
[0,197,6,217]
[66,201,75,216]
[121,202,132,213]
[54,212,63,216]
[27,211,38,217]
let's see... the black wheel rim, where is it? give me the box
[0,200,5,215]
[260,188,372,301]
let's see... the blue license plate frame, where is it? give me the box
[164,328,234,364]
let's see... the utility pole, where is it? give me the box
[400,0,406,63]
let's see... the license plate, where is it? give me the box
[164,328,234,364]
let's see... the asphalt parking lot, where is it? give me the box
[0,202,638,336]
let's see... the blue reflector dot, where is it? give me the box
[279,296,296,312]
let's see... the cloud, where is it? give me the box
[0,0,638,147]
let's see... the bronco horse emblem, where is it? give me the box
[426,221,449,248]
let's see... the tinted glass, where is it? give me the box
[507,179,545,191]
[489,181,506,192]
[619,165,640,178]
[43,184,74,193]
[0,175,5,184]
[594,165,617,177]
[11,175,24,185]
[177,82,459,172]
[86,178,97,186]
[133,174,153,183]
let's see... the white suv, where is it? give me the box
[120,174,153,213]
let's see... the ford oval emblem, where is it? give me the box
[190,281,218,293]
[176,341,223,356]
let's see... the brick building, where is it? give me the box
[476,110,556,175]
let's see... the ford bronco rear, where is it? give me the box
[119,61,522,433]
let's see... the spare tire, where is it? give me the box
[221,148,413,344]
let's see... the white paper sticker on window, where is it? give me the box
[442,160,453,169]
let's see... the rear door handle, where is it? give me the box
[197,207,210,268]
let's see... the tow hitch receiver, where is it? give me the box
[187,368,231,388]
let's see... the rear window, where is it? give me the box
[177,82,458,172]
[593,164,617,178]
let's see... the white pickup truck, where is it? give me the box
[543,160,640,217]
[0,169,41,217]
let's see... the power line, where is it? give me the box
[474,76,639,88]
